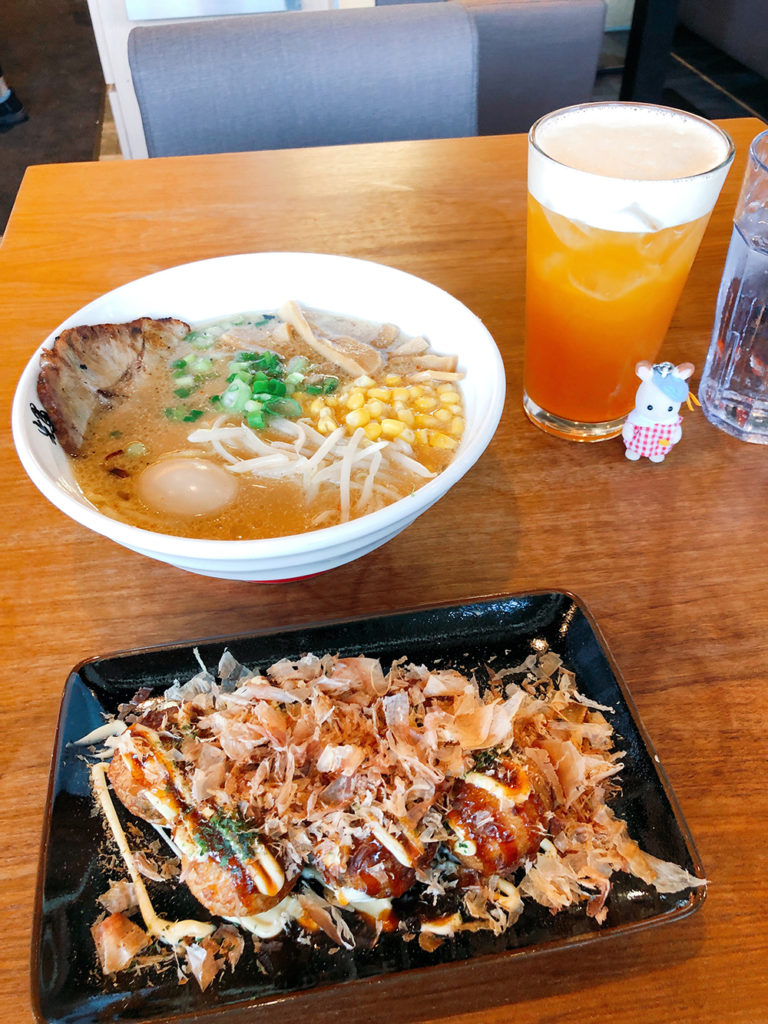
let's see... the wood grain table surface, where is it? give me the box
[1,119,766,1024]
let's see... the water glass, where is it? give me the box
[698,130,768,442]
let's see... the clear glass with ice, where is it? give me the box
[699,130,768,442]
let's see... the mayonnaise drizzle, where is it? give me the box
[229,894,304,938]
[91,763,215,946]
[71,720,127,746]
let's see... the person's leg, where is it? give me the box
[0,63,29,132]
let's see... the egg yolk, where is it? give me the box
[137,457,238,517]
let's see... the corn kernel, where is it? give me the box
[325,395,338,408]
[317,416,336,435]
[430,431,458,450]
[367,387,390,401]
[355,375,376,388]
[400,427,415,444]
[366,399,386,418]
[384,374,402,386]
[345,408,371,429]
[415,396,438,411]
[364,421,383,441]
[381,418,406,437]
[415,413,438,429]
[346,390,365,410]
[309,396,326,416]
[434,408,452,423]
[438,389,461,404]
[396,408,415,427]
[415,429,430,445]
[392,387,410,403]
[450,416,465,436]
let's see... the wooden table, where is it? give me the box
[2,119,767,1024]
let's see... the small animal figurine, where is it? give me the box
[622,360,694,463]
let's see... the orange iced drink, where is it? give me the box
[523,103,734,441]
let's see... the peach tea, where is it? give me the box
[523,102,734,441]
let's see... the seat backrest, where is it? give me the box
[461,0,606,135]
[128,4,479,157]
[376,0,607,134]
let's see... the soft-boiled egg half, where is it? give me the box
[137,457,238,517]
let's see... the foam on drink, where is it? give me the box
[529,103,734,233]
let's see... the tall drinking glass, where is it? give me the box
[698,129,768,442]
[523,102,735,442]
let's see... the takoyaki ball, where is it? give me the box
[107,737,173,826]
[132,702,180,733]
[181,851,298,918]
[446,759,548,876]
[315,836,429,899]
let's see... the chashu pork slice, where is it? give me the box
[37,317,190,456]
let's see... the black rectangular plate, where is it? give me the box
[33,592,705,1024]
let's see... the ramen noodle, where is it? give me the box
[37,302,466,539]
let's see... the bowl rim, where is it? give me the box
[12,251,506,558]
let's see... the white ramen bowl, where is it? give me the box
[12,252,505,581]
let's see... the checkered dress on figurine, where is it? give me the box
[622,361,694,463]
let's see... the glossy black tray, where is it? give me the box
[33,592,705,1024]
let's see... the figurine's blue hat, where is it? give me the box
[653,362,689,402]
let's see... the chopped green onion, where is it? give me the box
[170,358,187,369]
[174,386,194,399]
[186,324,224,349]
[165,407,186,421]
[221,378,252,412]
[268,396,303,419]
[252,350,283,373]
[124,442,147,457]
[183,409,205,422]
[262,378,286,397]
[287,355,310,375]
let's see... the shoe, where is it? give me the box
[0,90,29,133]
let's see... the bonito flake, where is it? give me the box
[88,648,703,988]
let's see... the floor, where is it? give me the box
[99,100,121,160]
[0,0,105,234]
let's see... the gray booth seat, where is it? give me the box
[462,0,606,135]
[128,0,606,158]
[375,0,607,136]
[678,0,768,80]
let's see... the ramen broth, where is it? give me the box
[69,306,465,540]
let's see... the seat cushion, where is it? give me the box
[129,4,478,156]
